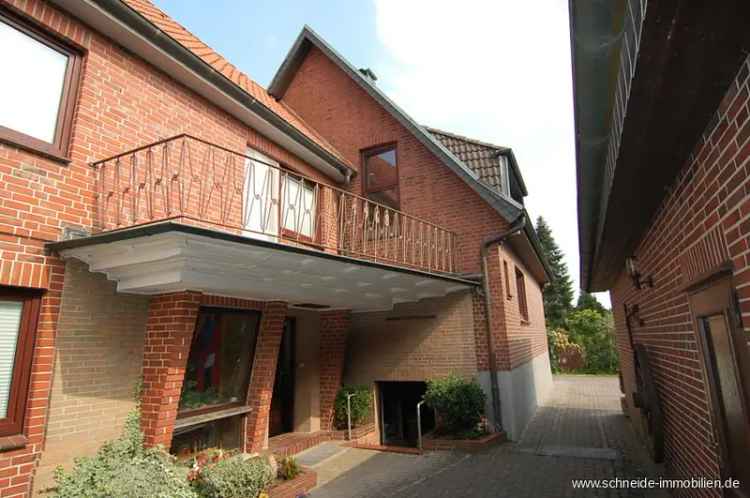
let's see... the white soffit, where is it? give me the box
[58,232,473,312]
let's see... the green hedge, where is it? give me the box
[423,374,486,435]
[334,385,372,430]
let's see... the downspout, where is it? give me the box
[480,213,526,432]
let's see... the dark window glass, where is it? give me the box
[179,308,260,413]
[363,146,399,209]
[515,267,529,322]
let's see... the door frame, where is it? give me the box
[686,267,750,495]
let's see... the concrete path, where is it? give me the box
[307,375,668,497]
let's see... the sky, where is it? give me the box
[153,0,610,308]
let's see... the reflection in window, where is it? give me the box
[0,18,69,143]
[364,146,399,210]
[179,309,260,413]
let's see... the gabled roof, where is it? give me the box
[268,26,525,223]
[102,0,354,176]
[426,127,528,197]
[268,26,551,283]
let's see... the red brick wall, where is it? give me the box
[281,46,511,274]
[610,54,750,497]
[318,310,351,431]
[245,301,288,452]
[280,46,549,372]
[140,291,201,448]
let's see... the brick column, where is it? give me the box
[319,310,351,431]
[140,291,201,447]
[245,301,287,452]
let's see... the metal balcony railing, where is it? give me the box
[91,134,459,274]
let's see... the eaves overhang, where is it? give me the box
[571,0,750,291]
[47,223,477,312]
[48,0,355,183]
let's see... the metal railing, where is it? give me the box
[91,134,459,274]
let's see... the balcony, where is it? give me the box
[90,134,459,275]
[48,135,474,311]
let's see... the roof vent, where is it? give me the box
[358,67,378,84]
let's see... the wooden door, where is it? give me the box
[689,274,750,497]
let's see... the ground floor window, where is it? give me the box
[178,308,260,414]
[172,307,261,458]
[0,287,40,436]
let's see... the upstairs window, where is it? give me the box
[281,172,317,241]
[363,145,400,210]
[0,10,82,159]
[515,266,529,323]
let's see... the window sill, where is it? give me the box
[520,319,531,326]
[0,434,28,452]
[174,405,252,431]
[0,134,71,165]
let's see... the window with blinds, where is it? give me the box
[0,289,41,437]
[0,301,22,418]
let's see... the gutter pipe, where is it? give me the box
[480,213,526,432]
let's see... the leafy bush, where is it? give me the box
[191,455,273,498]
[423,374,486,435]
[566,309,618,374]
[334,385,372,430]
[277,456,301,481]
[52,410,197,498]
[547,328,584,373]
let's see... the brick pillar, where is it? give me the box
[140,291,201,447]
[319,310,351,431]
[245,301,287,452]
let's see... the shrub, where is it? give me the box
[277,456,301,481]
[334,385,372,430]
[566,309,618,374]
[192,455,273,498]
[423,374,486,435]
[52,410,197,498]
[547,328,584,372]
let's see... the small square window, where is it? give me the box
[363,145,399,210]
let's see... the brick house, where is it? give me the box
[0,0,552,495]
[570,1,750,496]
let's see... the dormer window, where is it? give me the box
[498,154,511,197]
[363,144,399,210]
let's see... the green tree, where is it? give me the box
[576,290,607,314]
[536,216,574,328]
[566,308,618,374]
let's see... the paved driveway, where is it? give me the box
[306,375,667,497]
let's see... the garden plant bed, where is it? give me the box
[267,468,317,498]
[421,431,506,451]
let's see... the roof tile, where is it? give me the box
[425,127,510,194]
[120,0,349,168]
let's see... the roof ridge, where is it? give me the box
[423,126,511,153]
